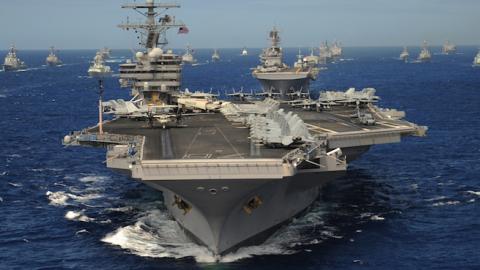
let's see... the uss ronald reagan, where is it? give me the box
[63,0,427,256]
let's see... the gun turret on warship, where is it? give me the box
[3,45,27,71]
[442,40,456,55]
[418,40,432,62]
[252,27,318,98]
[64,0,427,257]
[46,46,62,66]
[400,46,409,62]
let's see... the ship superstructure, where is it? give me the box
[99,47,111,59]
[241,47,248,56]
[319,41,332,63]
[212,49,220,62]
[303,48,320,66]
[64,0,427,257]
[182,45,196,64]
[252,27,318,98]
[88,51,112,77]
[474,49,480,67]
[442,40,457,54]
[46,46,62,66]
[3,45,27,71]
[418,40,432,62]
[400,46,409,62]
[330,41,343,57]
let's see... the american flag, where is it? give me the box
[178,25,189,34]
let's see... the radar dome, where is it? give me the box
[146,0,154,4]
[135,52,144,60]
[148,48,163,58]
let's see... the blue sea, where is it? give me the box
[0,47,479,269]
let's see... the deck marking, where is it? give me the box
[183,127,202,158]
[216,126,244,158]
[305,123,338,133]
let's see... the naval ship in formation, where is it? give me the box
[182,45,196,64]
[252,27,318,98]
[418,41,432,62]
[211,49,220,62]
[442,40,457,54]
[88,51,112,77]
[474,49,480,67]
[46,46,62,66]
[2,45,27,71]
[63,0,427,257]
[400,47,409,62]
[241,47,248,56]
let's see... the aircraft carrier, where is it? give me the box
[252,27,318,98]
[63,0,427,256]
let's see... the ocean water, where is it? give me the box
[0,47,479,269]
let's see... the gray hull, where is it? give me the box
[142,169,343,255]
[256,77,311,97]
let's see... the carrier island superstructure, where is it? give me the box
[63,0,427,256]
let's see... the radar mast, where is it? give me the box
[118,0,187,50]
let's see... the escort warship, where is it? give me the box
[252,27,318,98]
[241,47,248,56]
[46,46,62,66]
[473,49,480,67]
[442,40,457,55]
[181,45,196,64]
[400,46,409,62]
[88,51,112,77]
[212,49,220,62]
[63,0,427,256]
[3,45,27,71]
[418,40,432,62]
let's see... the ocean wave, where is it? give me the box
[8,182,22,187]
[431,201,460,207]
[466,190,480,196]
[65,210,95,222]
[46,191,103,206]
[0,94,6,98]
[79,175,110,183]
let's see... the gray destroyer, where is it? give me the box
[3,45,27,71]
[252,27,318,98]
[63,0,427,257]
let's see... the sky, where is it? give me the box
[0,0,478,50]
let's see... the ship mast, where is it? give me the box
[269,27,280,48]
[118,0,186,50]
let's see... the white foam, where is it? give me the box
[466,191,480,196]
[46,191,102,206]
[8,182,22,187]
[79,175,109,183]
[65,210,95,222]
[370,215,385,221]
[431,201,460,207]
[0,94,6,98]
[46,191,70,206]
[0,171,6,176]
[76,229,90,235]
[0,197,3,203]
